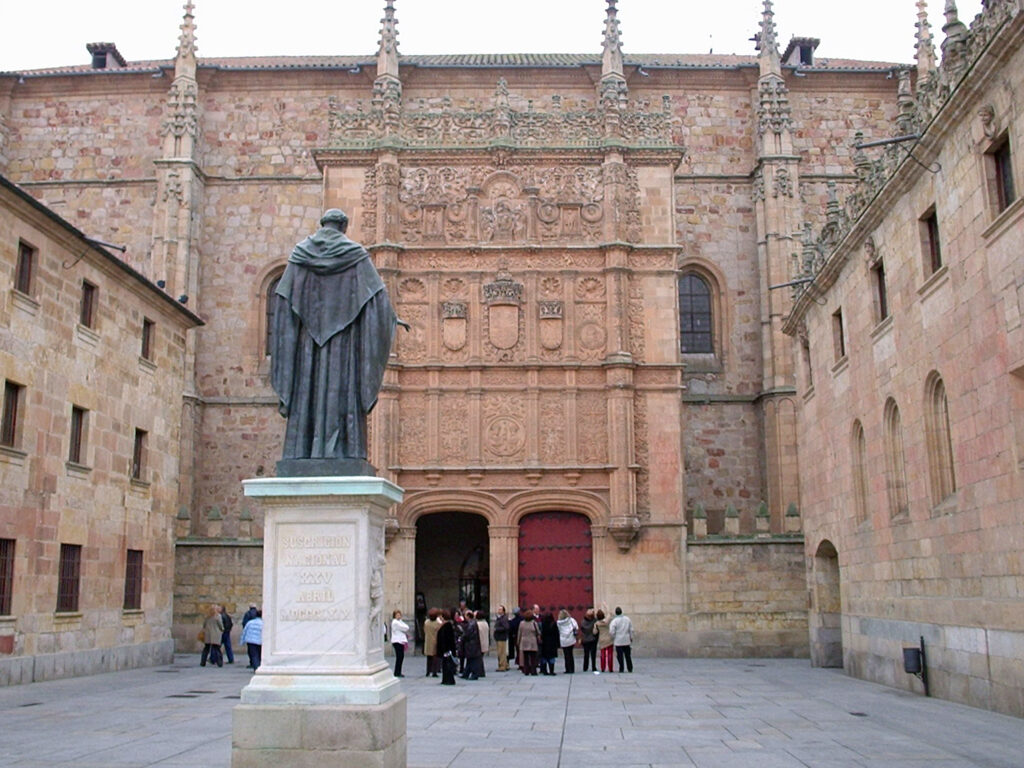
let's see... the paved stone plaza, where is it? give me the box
[0,656,1021,767]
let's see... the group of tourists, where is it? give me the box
[198,602,263,670]
[399,603,635,683]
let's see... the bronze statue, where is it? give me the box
[270,209,405,476]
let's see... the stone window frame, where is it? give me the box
[68,404,89,467]
[131,428,148,482]
[831,307,846,365]
[851,419,869,524]
[924,371,957,508]
[56,543,82,614]
[982,130,1016,217]
[123,549,144,611]
[678,272,714,354]
[257,265,287,369]
[918,205,942,279]
[883,397,909,519]
[79,279,98,330]
[676,260,726,370]
[140,317,156,362]
[0,537,13,616]
[15,239,36,297]
[1,379,25,450]
[870,259,889,325]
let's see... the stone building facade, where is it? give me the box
[0,175,201,684]
[784,2,1024,717]
[2,0,1015,699]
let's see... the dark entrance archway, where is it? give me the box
[810,539,843,668]
[518,512,593,621]
[415,512,489,616]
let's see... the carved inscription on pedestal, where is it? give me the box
[276,524,356,653]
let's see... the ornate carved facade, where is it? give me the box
[8,0,1017,692]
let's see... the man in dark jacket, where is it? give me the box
[460,611,483,680]
[508,606,523,669]
[220,605,235,664]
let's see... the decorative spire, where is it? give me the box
[914,0,937,78]
[376,0,399,80]
[601,0,624,79]
[757,0,778,53]
[940,1,969,77]
[755,0,781,76]
[176,0,197,63]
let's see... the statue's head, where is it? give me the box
[320,208,349,232]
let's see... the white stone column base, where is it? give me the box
[232,696,406,768]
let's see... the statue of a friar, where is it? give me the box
[270,209,406,476]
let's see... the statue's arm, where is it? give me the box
[269,293,299,418]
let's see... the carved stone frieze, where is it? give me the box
[329,78,678,148]
[393,164,621,245]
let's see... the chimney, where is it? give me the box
[783,36,820,67]
[86,43,127,70]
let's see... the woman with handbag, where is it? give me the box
[200,604,224,667]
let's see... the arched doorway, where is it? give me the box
[810,539,843,668]
[415,512,489,616]
[518,512,593,621]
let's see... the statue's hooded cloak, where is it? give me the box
[270,225,395,461]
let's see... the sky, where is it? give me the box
[3,0,983,73]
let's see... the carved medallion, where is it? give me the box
[485,416,526,457]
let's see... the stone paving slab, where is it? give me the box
[0,655,1020,767]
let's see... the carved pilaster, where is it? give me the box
[488,525,519,612]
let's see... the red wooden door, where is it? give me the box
[518,512,593,616]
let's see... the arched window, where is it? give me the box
[263,273,283,358]
[883,398,909,517]
[678,273,713,354]
[925,372,956,504]
[852,420,869,522]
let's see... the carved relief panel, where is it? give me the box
[574,276,608,362]
[389,163,633,246]
[482,394,527,461]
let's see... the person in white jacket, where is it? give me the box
[390,609,410,677]
[608,606,634,673]
[556,609,580,673]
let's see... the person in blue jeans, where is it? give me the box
[219,605,235,664]
[241,610,263,670]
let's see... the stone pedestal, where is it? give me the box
[232,477,406,768]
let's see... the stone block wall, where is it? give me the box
[684,539,809,658]
[173,540,264,652]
